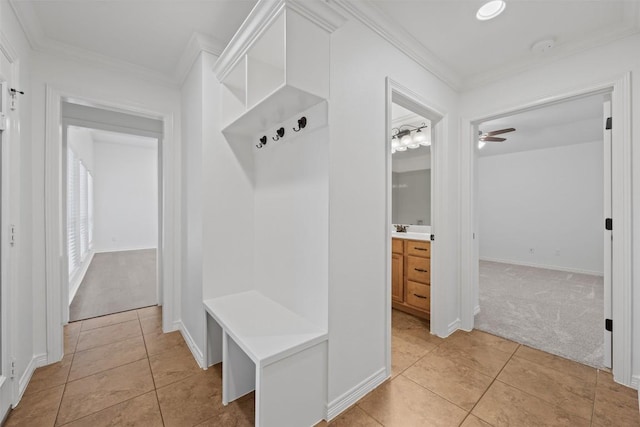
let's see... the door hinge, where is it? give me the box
[605,318,613,332]
[605,117,612,130]
[10,360,15,379]
[9,224,15,246]
[430,234,435,241]
[605,218,612,231]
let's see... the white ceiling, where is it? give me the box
[364,0,640,88]
[8,1,640,88]
[478,93,604,157]
[9,0,258,84]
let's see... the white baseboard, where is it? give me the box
[474,305,481,316]
[69,250,95,303]
[16,353,48,406]
[630,374,640,390]
[93,246,157,254]
[326,368,387,421]
[447,318,461,336]
[479,257,604,276]
[175,320,205,369]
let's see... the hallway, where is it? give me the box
[4,309,638,426]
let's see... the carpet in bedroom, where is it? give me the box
[475,260,604,368]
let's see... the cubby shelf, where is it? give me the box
[222,84,324,137]
[218,7,329,138]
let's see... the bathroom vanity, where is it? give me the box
[392,234,431,319]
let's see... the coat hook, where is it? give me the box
[256,135,267,149]
[293,116,307,132]
[272,127,285,141]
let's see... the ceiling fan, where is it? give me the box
[478,127,516,143]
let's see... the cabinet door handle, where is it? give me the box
[414,268,428,273]
[413,294,427,299]
[414,247,428,251]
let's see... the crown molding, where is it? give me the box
[0,30,19,63]
[175,32,226,84]
[212,0,284,82]
[329,0,462,91]
[8,0,44,50]
[9,0,178,87]
[288,0,347,33]
[213,0,347,82]
[463,13,640,90]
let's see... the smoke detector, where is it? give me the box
[531,38,556,54]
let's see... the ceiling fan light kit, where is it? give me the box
[476,0,506,21]
[478,127,516,149]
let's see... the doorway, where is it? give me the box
[44,89,174,364]
[65,126,159,321]
[385,79,445,378]
[461,74,632,385]
[474,94,609,368]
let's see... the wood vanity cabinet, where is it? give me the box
[392,238,430,319]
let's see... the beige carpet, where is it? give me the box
[475,260,605,368]
[70,249,157,321]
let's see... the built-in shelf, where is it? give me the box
[218,7,329,137]
[222,84,324,137]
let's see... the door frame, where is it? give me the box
[459,73,632,386]
[0,31,19,413]
[45,86,177,363]
[385,77,447,377]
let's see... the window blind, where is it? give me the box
[67,148,94,282]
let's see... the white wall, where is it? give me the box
[30,50,181,359]
[460,33,640,386]
[180,52,205,364]
[92,140,158,252]
[0,0,35,404]
[478,141,603,275]
[327,17,460,406]
[67,127,94,173]
[253,105,329,329]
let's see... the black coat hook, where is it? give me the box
[273,127,285,141]
[256,135,267,149]
[293,117,307,132]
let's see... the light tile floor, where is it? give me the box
[5,308,638,426]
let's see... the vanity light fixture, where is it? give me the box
[476,0,506,21]
[391,123,430,153]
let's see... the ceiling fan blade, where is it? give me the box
[486,127,515,136]
[481,136,506,142]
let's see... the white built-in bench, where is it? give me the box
[203,291,328,427]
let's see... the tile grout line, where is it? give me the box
[54,324,81,427]
[460,343,521,426]
[590,370,601,427]
[138,310,167,427]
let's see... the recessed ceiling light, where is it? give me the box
[476,1,506,21]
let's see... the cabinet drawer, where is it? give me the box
[392,238,404,254]
[406,281,430,311]
[406,255,430,283]
[406,240,430,258]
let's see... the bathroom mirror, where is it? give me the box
[391,103,431,226]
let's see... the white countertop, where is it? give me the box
[391,231,431,241]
